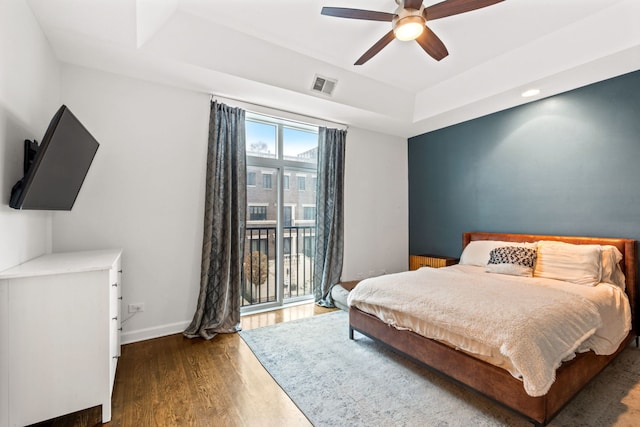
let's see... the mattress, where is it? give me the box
[347,264,631,396]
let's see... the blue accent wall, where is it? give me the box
[408,70,640,258]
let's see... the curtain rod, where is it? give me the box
[210,93,348,131]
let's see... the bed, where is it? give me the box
[347,232,637,426]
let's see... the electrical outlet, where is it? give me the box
[128,303,145,313]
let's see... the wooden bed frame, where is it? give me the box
[349,232,637,426]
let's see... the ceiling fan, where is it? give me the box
[321,0,505,65]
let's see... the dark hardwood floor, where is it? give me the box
[31,304,336,427]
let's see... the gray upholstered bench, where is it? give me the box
[331,280,360,311]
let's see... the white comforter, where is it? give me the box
[347,265,631,397]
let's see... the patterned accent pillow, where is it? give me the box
[486,246,537,277]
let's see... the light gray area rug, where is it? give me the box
[239,310,640,427]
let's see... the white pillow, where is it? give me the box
[601,245,626,289]
[533,241,602,286]
[459,240,536,267]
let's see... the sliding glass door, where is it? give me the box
[241,112,318,313]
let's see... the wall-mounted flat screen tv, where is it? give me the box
[9,105,99,210]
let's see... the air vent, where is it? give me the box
[311,75,337,96]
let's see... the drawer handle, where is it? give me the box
[118,327,123,331]
[118,270,123,273]
[113,355,119,360]
[118,296,123,300]
[112,283,118,287]
[112,316,118,321]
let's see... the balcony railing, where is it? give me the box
[242,225,316,307]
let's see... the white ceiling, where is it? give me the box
[27,0,640,138]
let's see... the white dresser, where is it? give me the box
[0,249,122,427]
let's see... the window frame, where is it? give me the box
[244,112,318,313]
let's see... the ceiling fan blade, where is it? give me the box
[403,0,424,10]
[355,31,396,65]
[321,7,394,22]
[423,0,504,21]
[415,25,448,61]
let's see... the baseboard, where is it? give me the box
[120,301,315,344]
[121,320,191,345]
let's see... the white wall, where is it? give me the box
[342,128,408,280]
[1,2,60,424]
[54,65,408,343]
[0,0,60,272]
[54,65,209,343]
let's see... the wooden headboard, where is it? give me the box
[463,232,638,333]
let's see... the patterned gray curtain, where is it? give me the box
[184,101,246,340]
[314,127,347,307]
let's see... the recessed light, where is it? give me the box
[521,89,541,98]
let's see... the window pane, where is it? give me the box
[247,166,276,224]
[283,167,315,302]
[249,205,267,221]
[262,173,272,189]
[283,127,317,163]
[284,206,292,227]
[303,206,316,220]
[250,238,267,254]
[244,166,278,307]
[246,120,276,159]
[303,236,315,258]
[247,172,256,186]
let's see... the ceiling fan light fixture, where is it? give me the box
[393,15,425,41]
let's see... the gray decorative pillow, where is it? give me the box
[486,246,537,277]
